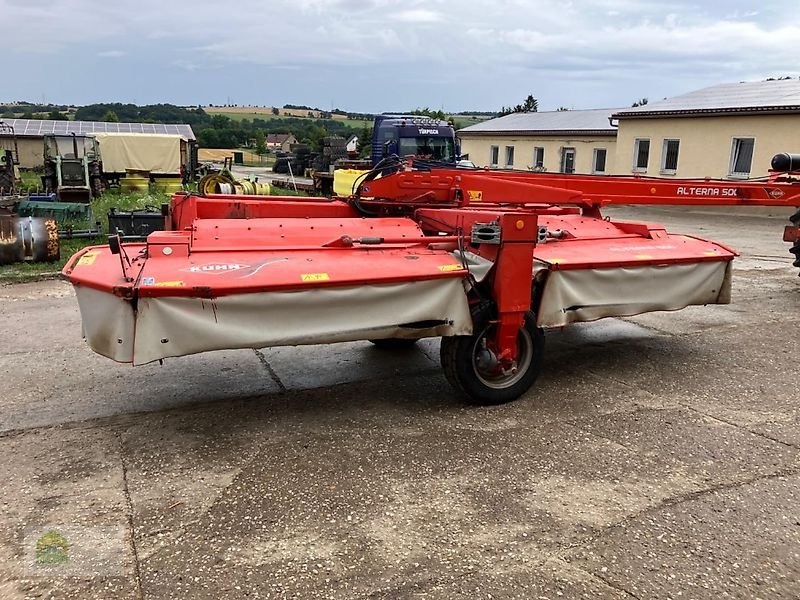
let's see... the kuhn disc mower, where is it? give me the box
[62,157,800,405]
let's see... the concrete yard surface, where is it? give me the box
[0,206,799,599]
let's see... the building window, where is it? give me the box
[729,138,755,177]
[633,138,650,172]
[489,145,499,167]
[560,147,575,174]
[505,145,515,168]
[533,147,544,169]
[592,148,607,174]
[661,139,680,174]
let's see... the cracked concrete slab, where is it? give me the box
[258,340,440,391]
[0,345,281,433]
[569,473,800,600]
[0,427,139,599]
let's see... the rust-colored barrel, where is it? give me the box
[0,215,60,265]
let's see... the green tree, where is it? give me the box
[197,128,219,148]
[412,107,447,121]
[358,125,373,158]
[254,129,266,156]
[47,110,68,120]
[499,94,538,116]
[631,98,648,107]
[271,107,280,116]
[211,114,231,129]
[103,110,120,122]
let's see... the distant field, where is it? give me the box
[198,149,276,167]
[449,115,491,128]
[198,148,264,162]
[206,110,372,129]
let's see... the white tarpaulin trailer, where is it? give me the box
[92,133,186,175]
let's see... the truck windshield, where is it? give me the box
[398,137,455,162]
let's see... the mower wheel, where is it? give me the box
[369,338,419,349]
[440,311,544,405]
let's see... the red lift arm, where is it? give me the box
[356,166,800,260]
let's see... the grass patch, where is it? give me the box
[17,170,43,193]
[92,188,171,218]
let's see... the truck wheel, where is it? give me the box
[440,312,543,405]
[369,338,419,349]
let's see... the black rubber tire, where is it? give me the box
[440,312,544,405]
[369,338,419,349]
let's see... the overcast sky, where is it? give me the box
[3,0,799,113]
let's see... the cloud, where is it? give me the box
[392,9,442,23]
[170,59,200,71]
[3,0,800,111]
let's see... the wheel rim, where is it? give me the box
[470,325,534,390]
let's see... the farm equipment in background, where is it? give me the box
[771,153,800,270]
[0,121,21,196]
[310,116,460,196]
[12,134,103,239]
[272,144,313,176]
[0,122,63,265]
[61,154,800,404]
[0,215,59,266]
[93,132,197,189]
[371,115,458,166]
[198,158,270,196]
[41,133,102,202]
[107,206,168,242]
[14,198,101,239]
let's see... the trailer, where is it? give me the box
[92,132,197,186]
[62,157,800,405]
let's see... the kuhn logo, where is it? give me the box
[769,188,785,198]
[186,263,249,273]
[418,128,439,135]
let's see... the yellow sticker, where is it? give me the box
[438,264,462,271]
[548,258,565,264]
[703,250,719,256]
[634,254,653,260]
[77,251,99,266]
[301,273,330,282]
[467,190,483,202]
[154,280,185,287]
